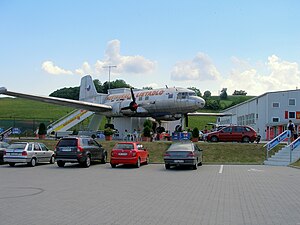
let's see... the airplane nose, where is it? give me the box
[190,96,205,109]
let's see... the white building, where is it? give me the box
[217,89,300,141]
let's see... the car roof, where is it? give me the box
[167,142,193,151]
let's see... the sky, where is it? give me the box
[1,0,300,96]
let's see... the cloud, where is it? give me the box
[222,55,300,95]
[170,52,221,81]
[42,61,73,75]
[42,40,155,76]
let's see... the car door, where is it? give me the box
[138,143,147,162]
[194,144,202,163]
[33,142,43,162]
[219,126,233,141]
[90,139,102,160]
[39,143,52,162]
[232,126,244,142]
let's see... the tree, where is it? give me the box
[50,87,80,100]
[220,88,228,100]
[233,90,247,95]
[203,90,211,99]
[205,99,221,110]
[142,86,153,90]
[188,87,202,97]
[103,79,132,93]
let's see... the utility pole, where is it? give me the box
[103,65,117,90]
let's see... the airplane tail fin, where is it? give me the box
[79,75,98,101]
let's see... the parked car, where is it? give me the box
[0,141,9,163]
[54,136,107,167]
[3,142,55,167]
[205,125,257,143]
[110,142,149,168]
[164,142,202,170]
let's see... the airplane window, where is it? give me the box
[139,96,143,101]
[145,96,149,100]
[189,93,196,96]
[168,93,173,98]
[181,92,187,99]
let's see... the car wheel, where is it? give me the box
[82,156,91,168]
[135,158,141,168]
[28,158,37,167]
[165,164,170,170]
[9,162,15,167]
[211,136,218,142]
[145,156,149,165]
[49,155,55,164]
[242,136,250,143]
[57,161,65,167]
[100,153,107,164]
[198,161,203,166]
[111,163,116,168]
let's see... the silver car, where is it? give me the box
[164,142,203,170]
[4,142,55,167]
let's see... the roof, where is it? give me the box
[221,89,300,113]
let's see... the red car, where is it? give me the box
[110,142,149,168]
[205,125,257,143]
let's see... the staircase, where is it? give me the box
[47,109,94,134]
[264,145,300,166]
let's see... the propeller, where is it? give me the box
[121,88,138,111]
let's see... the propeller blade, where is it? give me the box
[130,88,136,103]
[184,114,188,128]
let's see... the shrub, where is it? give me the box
[38,123,47,135]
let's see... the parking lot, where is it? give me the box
[1,163,300,225]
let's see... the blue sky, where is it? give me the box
[1,0,300,96]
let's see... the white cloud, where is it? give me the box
[222,55,300,95]
[41,61,73,75]
[170,52,221,81]
[42,39,155,76]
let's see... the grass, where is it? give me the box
[0,98,72,120]
[8,138,284,164]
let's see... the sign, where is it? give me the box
[291,137,300,151]
[267,130,290,151]
[172,132,191,141]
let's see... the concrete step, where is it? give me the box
[264,160,290,166]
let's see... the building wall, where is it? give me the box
[219,90,300,141]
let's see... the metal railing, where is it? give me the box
[264,130,290,159]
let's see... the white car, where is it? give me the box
[4,142,55,167]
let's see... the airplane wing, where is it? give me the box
[187,112,233,117]
[0,87,112,113]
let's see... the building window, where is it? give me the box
[272,117,279,123]
[289,111,296,119]
[272,102,279,108]
[289,98,296,106]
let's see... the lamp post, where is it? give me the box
[103,65,117,90]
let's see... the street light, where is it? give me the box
[103,65,117,90]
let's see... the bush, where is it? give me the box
[192,127,199,138]
[38,123,47,135]
[104,128,114,136]
[143,126,151,137]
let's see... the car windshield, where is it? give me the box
[8,143,27,149]
[168,144,191,151]
[57,139,77,147]
[115,143,134,150]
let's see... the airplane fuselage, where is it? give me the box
[99,87,205,121]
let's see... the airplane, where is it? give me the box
[0,75,230,130]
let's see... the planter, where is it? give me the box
[39,134,46,139]
[142,137,151,142]
[105,135,113,141]
[191,137,198,142]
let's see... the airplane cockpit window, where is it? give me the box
[189,92,196,96]
[177,92,188,99]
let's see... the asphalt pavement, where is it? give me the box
[1,163,300,225]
